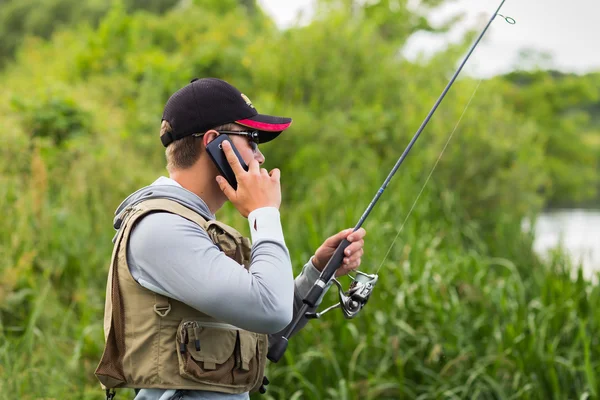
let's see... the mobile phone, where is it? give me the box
[205,134,249,190]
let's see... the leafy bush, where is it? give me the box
[11,92,92,145]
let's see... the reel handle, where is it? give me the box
[266,336,289,363]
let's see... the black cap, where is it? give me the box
[160,78,292,147]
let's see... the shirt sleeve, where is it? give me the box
[126,211,294,334]
[247,207,285,244]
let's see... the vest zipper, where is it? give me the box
[191,322,201,351]
[179,323,190,354]
[194,321,239,330]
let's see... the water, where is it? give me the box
[533,209,600,280]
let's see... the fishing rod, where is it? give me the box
[267,0,510,366]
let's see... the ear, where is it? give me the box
[203,130,219,147]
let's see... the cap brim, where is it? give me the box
[236,114,292,143]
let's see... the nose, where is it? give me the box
[255,148,265,165]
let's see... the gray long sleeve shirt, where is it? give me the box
[113,177,327,400]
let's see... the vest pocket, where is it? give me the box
[175,320,262,390]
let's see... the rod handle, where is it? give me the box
[304,238,351,307]
[266,336,288,363]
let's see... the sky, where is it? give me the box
[257,0,600,77]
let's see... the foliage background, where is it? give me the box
[0,0,599,399]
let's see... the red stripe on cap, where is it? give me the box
[236,119,291,132]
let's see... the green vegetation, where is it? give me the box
[498,70,600,207]
[0,1,598,399]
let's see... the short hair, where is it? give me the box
[161,121,243,173]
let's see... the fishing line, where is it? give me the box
[375,78,483,274]
[373,14,516,274]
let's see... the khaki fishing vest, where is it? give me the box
[95,198,268,394]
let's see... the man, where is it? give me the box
[95,78,366,400]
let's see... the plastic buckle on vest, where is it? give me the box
[154,303,172,317]
[106,389,116,400]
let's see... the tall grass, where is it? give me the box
[261,188,600,400]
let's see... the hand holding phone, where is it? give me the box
[211,137,281,218]
[206,134,248,190]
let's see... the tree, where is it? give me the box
[499,69,600,206]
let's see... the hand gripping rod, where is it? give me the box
[268,0,507,363]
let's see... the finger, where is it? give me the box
[345,245,364,258]
[222,140,246,176]
[260,168,269,177]
[347,228,366,242]
[347,248,364,263]
[342,257,361,269]
[328,228,353,244]
[323,229,353,251]
[344,240,364,256]
[336,264,351,277]
[269,168,281,182]
[248,158,260,173]
[336,259,360,276]
[216,175,236,199]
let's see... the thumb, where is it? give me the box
[269,168,281,182]
[327,228,353,246]
[216,176,235,200]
